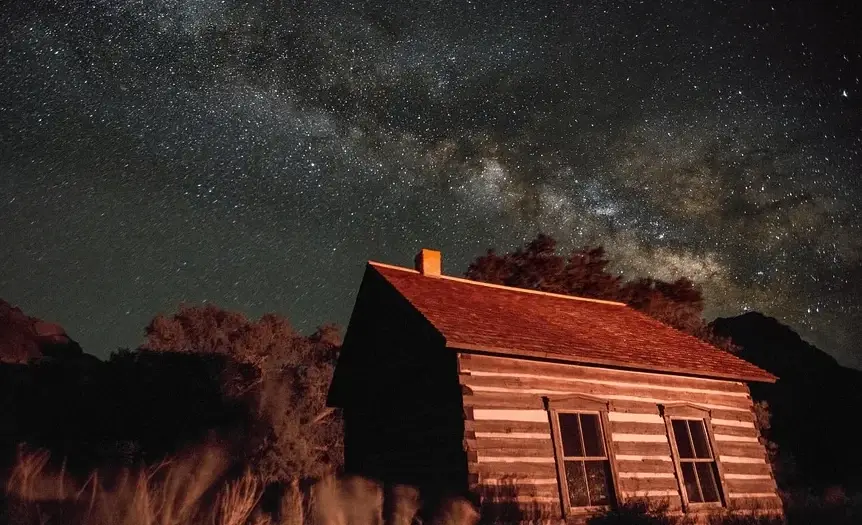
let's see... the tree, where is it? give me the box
[143,304,343,482]
[465,234,734,350]
[465,235,620,300]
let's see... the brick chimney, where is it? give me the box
[414,248,442,276]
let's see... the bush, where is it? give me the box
[782,489,862,525]
[586,500,695,525]
[706,511,783,525]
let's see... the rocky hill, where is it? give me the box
[0,299,87,363]
[712,312,862,491]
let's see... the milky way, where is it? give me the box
[1,1,860,366]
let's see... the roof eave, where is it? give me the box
[448,340,778,384]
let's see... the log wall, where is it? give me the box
[458,353,781,520]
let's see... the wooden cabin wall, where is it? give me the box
[332,267,468,507]
[458,353,780,520]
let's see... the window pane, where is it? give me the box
[680,462,702,503]
[580,414,605,457]
[696,463,721,503]
[689,420,713,459]
[559,413,584,457]
[584,460,613,506]
[564,460,590,507]
[672,420,694,459]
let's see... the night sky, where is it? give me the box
[2,1,860,366]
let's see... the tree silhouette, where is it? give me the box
[466,234,735,351]
[143,304,343,482]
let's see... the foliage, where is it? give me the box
[142,304,343,483]
[0,351,253,474]
[0,303,341,486]
[706,512,783,525]
[466,233,736,350]
[583,495,862,525]
[781,488,862,525]
[585,500,695,525]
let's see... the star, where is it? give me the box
[0,0,860,368]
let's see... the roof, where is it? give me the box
[367,261,777,383]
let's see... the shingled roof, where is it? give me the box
[368,259,777,383]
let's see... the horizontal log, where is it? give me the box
[466,420,551,433]
[719,455,767,465]
[725,479,778,495]
[709,409,756,423]
[477,457,555,466]
[618,472,676,479]
[711,418,757,429]
[609,421,667,435]
[459,354,750,394]
[614,459,676,474]
[618,477,680,492]
[476,448,556,459]
[614,441,672,457]
[725,474,773,481]
[477,483,559,498]
[463,392,545,409]
[476,501,562,521]
[478,477,558,486]
[714,434,760,443]
[619,493,682,508]
[721,461,774,477]
[467,437,553,450]
[606,399,673,414]
[461,374,752,410]
[612,433,668,443]
[480,494,560,504]
[714,442,767,458]
[616,454,673,462]
[726,495,783,511]
[474,431,551,440]
[465,392,750,419]
[608,411,664,424]
[469,462,558,478]
[708,423,759,437]
[472,408,548,422]
[661,405,715,418]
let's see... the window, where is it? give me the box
[671,419,722,503]
[545,395,619,514]
[662,404,726,508]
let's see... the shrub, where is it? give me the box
[586,499,695,525]
[706,511,783,525]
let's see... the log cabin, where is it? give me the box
[327,249,781,522]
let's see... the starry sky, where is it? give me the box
[1,1,860,366]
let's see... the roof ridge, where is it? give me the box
[368,260,627,306]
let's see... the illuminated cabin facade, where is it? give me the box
[327,249,781,522]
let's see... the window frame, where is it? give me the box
[544,394,621,516]
[660,403,729,511]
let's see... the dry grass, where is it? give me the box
[9,447,858,525]
[1,448,478,525]
[4,445,230,525]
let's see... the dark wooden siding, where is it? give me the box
[330,266,468,506]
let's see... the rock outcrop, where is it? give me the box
[0,299,84,363]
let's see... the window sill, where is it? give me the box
[564,505,611,516]
[685,502,724,512]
